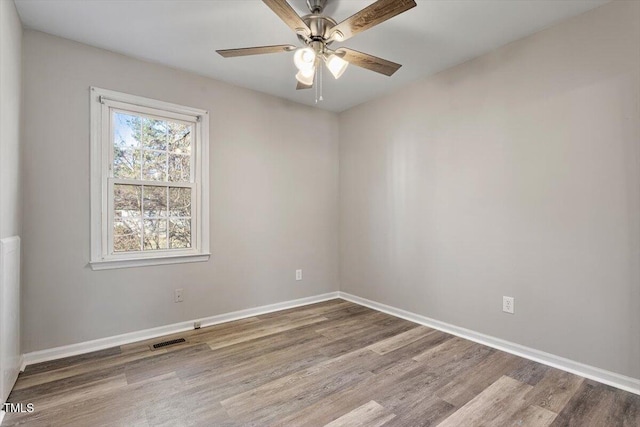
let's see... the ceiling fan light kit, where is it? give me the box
[295,68,315,86]
[216,0,417,101]
[325,53,348,79]
[293,46,317,72]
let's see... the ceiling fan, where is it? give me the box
[216,0,417,93]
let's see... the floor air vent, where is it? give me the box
[152,338,186,349]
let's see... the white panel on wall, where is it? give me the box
[0,236,20,404]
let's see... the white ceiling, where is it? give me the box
[15,0,609,112]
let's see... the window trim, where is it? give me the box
[89,87,210,270]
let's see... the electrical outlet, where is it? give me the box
[194,321,201,329]
[503,296,514,314]
[174,288,184,303]
[296,269,303,281]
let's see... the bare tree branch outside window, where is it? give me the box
[113,113,192,252]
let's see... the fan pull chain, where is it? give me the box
[315,64,323,104]
[319,63,324,102]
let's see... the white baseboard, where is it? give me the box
[22,292,340,367]
[20,289,639,396]
[337,292,640,396]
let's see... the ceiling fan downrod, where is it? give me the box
[306,0,326,14]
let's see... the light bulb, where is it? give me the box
[294,47,316,72]
[295,67,315,86]
[325,54,349,79]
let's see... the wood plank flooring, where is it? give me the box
[3,299,639,426]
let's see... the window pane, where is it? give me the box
[168,154,190,182]
[143,186,167,218]
[113,148,141,179]
[114,113,141,149]
[142,150,167,181]
[169,187,191,217]
[142,118,168,150]
[169,122,192,154]
[170,219,191,249]
[114,184,141,218]
[143,219,168,250]
[114,219,142,252]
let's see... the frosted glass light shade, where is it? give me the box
[294,47,316,71]
[325,54,348,79]
[295,67,315,86]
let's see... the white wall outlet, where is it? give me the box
[194,321,201,329]
[174,288,184,303]
[503,296,514,314]
[296,269,303,281]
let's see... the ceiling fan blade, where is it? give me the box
[296,80,313,90]
[262,0,311,36]
[328,0,416,42]
[337,48,401,76]
[217,44,296,58]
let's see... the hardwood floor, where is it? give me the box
[3,299,639,426]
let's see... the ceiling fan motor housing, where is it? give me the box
[298,14,337,51]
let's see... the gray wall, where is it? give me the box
[21,31,339,352]
[339,1,640,379]
[0,0,22,239]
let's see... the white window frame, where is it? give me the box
[90,87,210,270]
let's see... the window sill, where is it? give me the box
[89,253,210,270]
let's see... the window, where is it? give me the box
[90,87,209,270]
